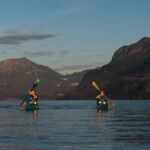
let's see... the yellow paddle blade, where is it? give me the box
[92,81,100,91]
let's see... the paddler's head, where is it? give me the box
[29,89,36,95]
[100,91,104,95]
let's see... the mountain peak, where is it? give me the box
[0,57,37,71]
[138,36,150,43]
[1,57,31,64]
[8,57,32,63]
[112,37,150,61]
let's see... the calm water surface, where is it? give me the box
[0,100,150,150]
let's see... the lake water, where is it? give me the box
[0,100,150,150]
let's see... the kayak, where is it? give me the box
[97,99,108,111]
[25,104,39,111]
[24,96,39,111]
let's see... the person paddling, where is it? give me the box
[19,88,38,107]
[18,79,40,108]
[96,90,108,107]
[92,81,114,110]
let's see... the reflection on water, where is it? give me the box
[0,100,150,150]
[31,110,38,116]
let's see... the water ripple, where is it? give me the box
[0,100,150,150]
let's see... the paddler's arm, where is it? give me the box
[96,95,100,99]
[18,100,26,107]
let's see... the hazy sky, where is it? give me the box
[0,0,150,74]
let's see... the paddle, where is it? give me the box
[92,81,102,99]
[32,78,40,89]
[18,79,40,107]
[92,81,100,92]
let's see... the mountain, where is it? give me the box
[67,70,89,81]
[0,57,80,99]
[63,37,150,99]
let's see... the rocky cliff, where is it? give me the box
[63,37,150,99]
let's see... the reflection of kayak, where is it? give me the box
[97,99,108,111]
[25,104,39,111]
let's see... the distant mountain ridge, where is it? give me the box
[63,37,150,99]
[0,57,82,99]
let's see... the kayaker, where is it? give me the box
[28,89,38,105]
[19,89,38,107]
[96,90,114,107]
[95,90,108,111]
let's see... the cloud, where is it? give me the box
[55,64,99,72]
[24,50,55,57]
[54,60,105,74]
[24,50,69,57]
[0,33,59,45]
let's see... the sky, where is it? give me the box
[0,0,150,74]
